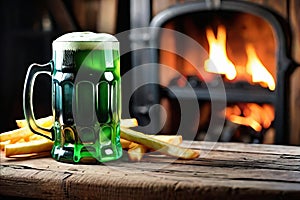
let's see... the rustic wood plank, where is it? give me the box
[0,165,69,200]
[62,172,300,200]
[182,141,300,155]
[2,161,299,200]
[1,141,299,199]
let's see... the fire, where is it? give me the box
[204,25,237,80]
[225,104,275,132]
[245,44,276,91]
[204,25,276,91]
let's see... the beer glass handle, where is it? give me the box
[23,62,54,141]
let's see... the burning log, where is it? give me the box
[224,103,275,143]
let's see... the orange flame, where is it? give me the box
[204,26,237,80]
[204,26,276,91]
[245,44,276,91]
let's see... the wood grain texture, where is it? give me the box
[0,141,299,200]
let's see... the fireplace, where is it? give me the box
[128,0,299,145]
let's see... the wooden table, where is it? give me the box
[1,141,299,200]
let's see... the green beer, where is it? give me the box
[24,32,122,163]
[52,33,122,163]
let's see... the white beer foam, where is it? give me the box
[53,32,119,50]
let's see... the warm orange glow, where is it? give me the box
[245,44,276,91]
[229,115,262,132]
[204,25,276,91]
[261,104,275,128]
[204,26,237,80]
[225,103,275,132]
[225,105,241,119]
[243,103,275,129]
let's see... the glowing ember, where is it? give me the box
[245,44,276,91]
[225,104,275,132]
[229,115,262,132]
[204,25,237,80]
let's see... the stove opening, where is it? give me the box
[157,10,279,143]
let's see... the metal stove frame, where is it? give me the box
[129,0,298,144]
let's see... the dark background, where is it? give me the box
[0,0,131,132]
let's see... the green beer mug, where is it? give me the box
[23,32,122,163]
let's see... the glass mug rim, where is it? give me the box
[52,32,119,51]
[52,41,119,51]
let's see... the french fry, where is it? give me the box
[121,138,146,161]
[0,127,33,143]
[8,151,51,158]
[149,135,182,145]
[128,145,147,161]
[121,135,182,149]
[0,140,10,151]
[28,134,46,141]
[123,135,183,161]
[15,116,54,128]
[5,139,53,157]
[1,119,53,143]
[120,118,138,128]
[15,119,27,128]
[120,127,199,160]
[120,138,132,149]
[15,138,26,143]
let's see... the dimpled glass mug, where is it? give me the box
[23,32,122,163]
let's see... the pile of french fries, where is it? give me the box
[0,116,199,161]
[0,116,54,158]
